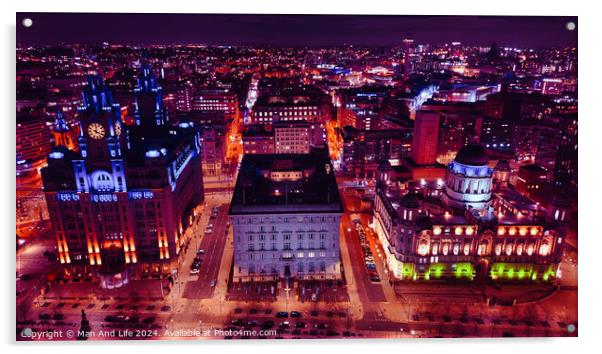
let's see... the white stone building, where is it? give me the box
[229,151,343,281]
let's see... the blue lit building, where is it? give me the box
[41,71,204,289]
[441,144,494,210]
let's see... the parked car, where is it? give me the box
[232,319,246,326]
[261,320,274,329]
[290,311,302,318]
[275,311,289,318]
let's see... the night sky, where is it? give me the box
[16,13,578,48]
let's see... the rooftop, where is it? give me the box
[229,150,343,215]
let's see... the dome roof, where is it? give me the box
[454,143,489,166]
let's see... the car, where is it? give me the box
[247,320,259,327]
[290,311,302,318]
[315,323,328,329]
[104,315,117,322]
[38,313,51,320]
[196,249,206,255]
[204,229,212,235]
[249,308,259,315]
[369,276,381,282]
[327,330,340,336]
[261,320,274,329]
[210,279,217,287]
[115,315,130,322]
[275,311,289,318]
[295,322,306,328]
[143,317,155,324]
[279,321,290,328]
[189,268,200,275]
[52,313,64,320]
[231,319,246,326]
[310,310,319,317]
[234,308,243,314]
[160,305,171,312]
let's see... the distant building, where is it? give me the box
[229,150,343,281]
[411,110,440,165]
[515,164,548,200]
[274,121,311,154]
[16,107,51,178]
[242,125,275,155]
[401,110,446,181]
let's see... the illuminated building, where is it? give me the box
[341,126,412,178]
[541,78,564,96]
[480,117,513,152]
[274,121,311,154]
[411,110,440,165]
[552,114,578,189]
[434,84,498,103]
[229,150,343,281]
[191,88,239,118]
[441,143,494,211]
[16,107,51,178]
[50,111,78,150]
[372,142,566,282]
[242,125,275,155]
[199,128,225,176]
[41,73,204,289]
[400,110,446,181]
[515,164,548,201]
[249,92,331,147]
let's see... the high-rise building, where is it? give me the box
[41,73,204,289]
[229,150,343,281]
[411,110,440,165]
[16,107,51,178]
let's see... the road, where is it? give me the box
[182,203,230,300]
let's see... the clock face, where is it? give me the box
[87,123,106,140]
[114,121,122,136]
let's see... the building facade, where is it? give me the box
[229,150,343,282]
[41,72,204,289]
[372,143,567,283]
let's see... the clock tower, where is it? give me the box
[74,75,127,194]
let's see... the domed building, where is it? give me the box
[442,143,493,211]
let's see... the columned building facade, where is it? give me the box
[372,143,566,282]
[229,150,343,282]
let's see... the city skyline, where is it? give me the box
[16,13,578,341]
